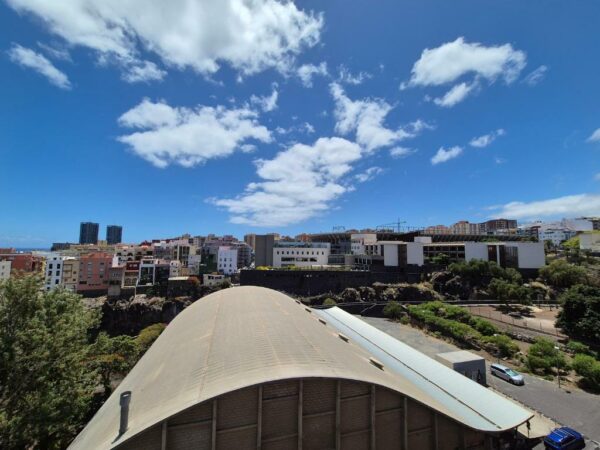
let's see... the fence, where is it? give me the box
[465,305,565,338]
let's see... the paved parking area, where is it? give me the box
[359,316,600,448]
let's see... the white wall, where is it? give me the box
[383,244,398,266]
[407,243,424,265]
[580,233,600,251]
[218,247,238,275]
[203,273,225,286]
[507,242,545,269]
[0,260,11,280]
[273,245,330,268]
[464,243,489,262]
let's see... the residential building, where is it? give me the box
[273,242,330,268]
[69,287,536,450]
[114,244,153,263]
[79,222,99,244]
[44,253,65,290]
[235,242,252,268]
[0,252,44,276]
[350,233,378,255]
[51,242,72,251]
[61,257,79,291]
[138,259,170,286]
[169,260,181,278]
[108,265,125,297]
[202,273,226,287]
[187,254,203,275]
[255,234,276,267]
[123,261,140,288]
[106,225,123,245]
[217,246,238,275]
[77,252,113,293]
[0,260,11,280]
[538,228,577,246]
[243,233,256,250]
[479,219,518,234]
[450,221,480,235]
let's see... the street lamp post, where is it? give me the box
[554,345,561,389]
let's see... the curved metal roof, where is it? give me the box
[69,286,532,449]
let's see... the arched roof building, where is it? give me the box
[70,286,533,450]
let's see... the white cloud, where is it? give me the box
[7,44,71,89]
[389,147,417,158]
[6,0,323,78]
[250,84,279,112]
[433,81,477,107]
[37,41,71,61]
[587,128,600,143]
[431,146,463,165]
[121,60,167,83]
[407,37,526,87]
[523,65,548,86]
[212,137,362,226]
[469,128,505,148]
[117,98,271,168]
[337,64,372,85]
[297,62,328,87]
[330,82,429,152]
[355,166,383,183]
[594,173,600,181]
[489,194,600,219]
[303,122,315,134]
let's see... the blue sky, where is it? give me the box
[1,0,599,247]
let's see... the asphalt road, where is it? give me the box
[358,316,600,448]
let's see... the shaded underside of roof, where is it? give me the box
[69,286,532,450]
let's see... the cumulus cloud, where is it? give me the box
[523,65,548,86]
[337,65,372,85]
[433,82,477,107]
[121,60,167,83]
[7,44,71,89]
[489,194,600,219]
[431,146,463,165]
[6,0,323,78]
[469,128,505,148]
[403,37,526,106]
[212,137,362,226]
[250,84,279,112]
[355,166,383,183]
[37,41,71,61]
[117,98,271,168]
[330,82,429,152]
[297,62,328,87]
[587,128,600,143]
[389,147,417,158]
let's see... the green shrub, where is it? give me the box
[135,323,166,354]
[322,298,337,307]
[566,340,595,357]
[470,317,499,336]
[383,301,404,320]
[556,284,600,343]
[482,334,519,357]
[527,337,567,374]
[571,354,600,389]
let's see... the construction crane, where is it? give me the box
[332,225,346,232]
[376,219,407,233]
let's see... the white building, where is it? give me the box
[350,233,378,255]
[44,254,65,290]
[272,242,330,268]
[538,228,577,246]
[0,260,11,281]
[169,260,181,278]
[217,246,238,275]
[187,254,203,275]
[203,273,226,287]
[382,239,545,270]
[580,232,600,252]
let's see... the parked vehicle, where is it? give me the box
[490,363,525,385]
[543,427,585,450]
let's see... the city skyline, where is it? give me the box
[2,0,600,247]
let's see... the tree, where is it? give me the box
[556,284,600,344]
[89,333,138,399]
[0,276,99,449]
[539,260,587,288]
[571,354,600,390]
[526,337,567,374]
[135,323,166,354]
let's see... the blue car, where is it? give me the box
[543,427,585,450]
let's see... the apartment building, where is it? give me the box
[114,244,153,263]
[0,251,44,277]
[44,253,65,290]
[77,252,113,293]
[217,246,238,275]
[61,257,79,291]
[79,222,99,244]
[538,228,577,246]
[106,225,123,245]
